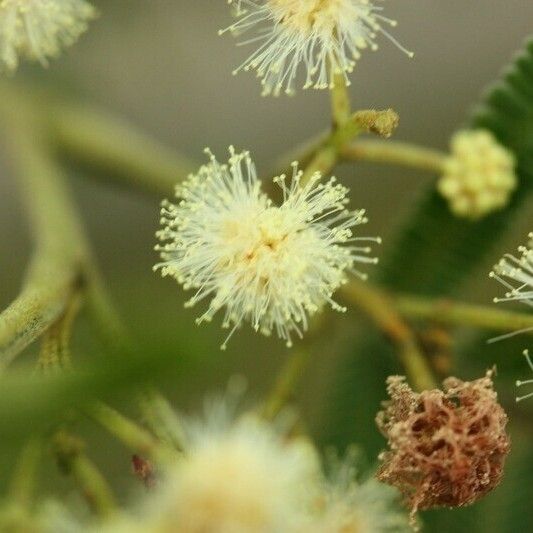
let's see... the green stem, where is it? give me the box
[70,454,116,518]
[88,402,176,463]
[330,73,351,127]
[138,389,186,451]
[53,430,116,518]
[8,438,41,507]
[261,349,313,421]
[302,109,400,184]
[49,101,196,197]
[39,293,81,372]
[0,95,90,368]
[341,281,437,391]
[394,294,533,336]
[341,139,447,173]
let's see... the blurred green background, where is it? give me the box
[0,1,532,531]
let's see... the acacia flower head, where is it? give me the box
[307,450,410,532]
[490,234,533,400]
[220,0,413,96]
[97,405,320,533]
[376,371,510,524]
[0,0,96,73]
[438,129,517,219]
[155,147,379,349]
[490,233,533,308]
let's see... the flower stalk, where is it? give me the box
[341,280,437,391]
[8,438,42,509]
[53,430,116,518]
[88,402,177,464]
[341,139,447,173]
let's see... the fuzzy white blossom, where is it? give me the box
[155,147,379,348]
[491,234,533,401]
[438,130,517,219]
[0,0,96,73]
[220,0,412,96]
[302,450,410,532]
[491,233,533,309]
[96,406,320,533]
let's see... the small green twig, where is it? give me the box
[8,438,41,508]
[341,139,447,173]
[261,349,313,421]
[53,430,116,518]
[393,294,533,336]
[138,389,186,451]
[261,315,331,420]
[38,293,82,372]
[330,73,351,127]
[302,109,400,184]
[88,402,177,464]
[341,280,437,391]
[0,95,89,369]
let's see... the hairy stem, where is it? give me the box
[0,99,90,368]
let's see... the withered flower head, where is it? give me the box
[376,370,510,523]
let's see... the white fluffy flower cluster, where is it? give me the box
[0,0,95,72]
[438,130,517,219]
[491,234,533,401]
[95,406,408,533]
[155,147,379,349]
[221,0,412,96]
[491,233,533,308]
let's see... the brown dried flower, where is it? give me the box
[376,370,510,523]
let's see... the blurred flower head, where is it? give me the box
[98,403,320,533]
[155,147,379,348]
[438,129,517,219]
[221,0,412,96]
[0,0,96,73]
[306,449,410,532]
[376,370,510,523]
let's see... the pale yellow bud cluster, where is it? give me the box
[438,130,517,219]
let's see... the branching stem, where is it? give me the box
[341,139,447,173]
[0,94,90,369]
[341,280,437,391]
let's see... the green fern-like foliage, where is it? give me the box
[377,39,533,294]
[322,35,533,481]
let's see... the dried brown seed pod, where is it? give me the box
[376,370,510,524]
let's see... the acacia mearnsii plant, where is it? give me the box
[0,1,532,532]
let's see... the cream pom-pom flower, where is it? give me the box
[97,404,320,533]
[490,233,533,308]
[306,451,410,532]
[151,416,319,532]
[490,233,533,401]
[220,0,412,96]
[437,129,517,219]
[0,0,96,73]
[155,147,379,348]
